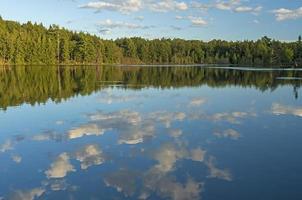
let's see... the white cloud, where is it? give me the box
[175,15,184,20]
[80,0,188,14]
[75,144,105,169]
[98,19,153,30]
[149,0,188,12]
[253,19,259,24]
[234,6,262,14]
[175,15,208,27]
[273,7,302,21]
[9,188,45,200]
[215,0,241,11]
[188,16,208,26]
[79,0,142,14]
[192,0,262,15]
[45,153,75,179]
[271,103,302,117]
[134,16,145,21]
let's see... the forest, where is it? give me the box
[1,65,301,109]
[0,17,302,66]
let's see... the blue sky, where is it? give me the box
[0,0,301,41]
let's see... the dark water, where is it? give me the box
[0,66,302,200]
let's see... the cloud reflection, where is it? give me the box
[189,97,207,107]
[75,144,105,170]
[45,153,75,179]
[8,188,45,200]
[214,129,240,140]
[0,139,14,153]
[152,143,206,173]
[206,156,232,181]
[68,124,106,139]
[271,103,302,117]
[189,111,256,124]
[11,154,22,163]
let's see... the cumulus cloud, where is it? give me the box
[192,0,262,15]
[273,7,302,21]
[149,0,188,12]
[213,129,240,140]
[234,6,262,14]
[9,188,45,200]
[98,19,154,30]
[134,15,144,21]
[188,16,208,26]
[79,0,142,14]
[75,144,105,169]
[175,15,208,27]
[45,153,75,179]
[215,0,241,11]
[271,103,302,117]
[79,0,188,14]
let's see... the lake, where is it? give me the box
[0,65,302,200]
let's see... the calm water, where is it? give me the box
[0,66,302,200]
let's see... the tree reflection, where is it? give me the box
[0,65,301,109]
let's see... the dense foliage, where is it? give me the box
[0,17,301,66]
[1,65,301,109]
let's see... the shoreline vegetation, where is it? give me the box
[1,17,302,67]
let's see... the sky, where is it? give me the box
[0,0,301,41]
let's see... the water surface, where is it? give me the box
[0,66,302,200]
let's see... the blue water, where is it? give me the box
[0,66,302,200]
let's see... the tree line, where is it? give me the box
[0,17,302,66]
[1,65,301,109]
